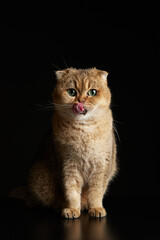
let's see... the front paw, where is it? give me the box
[88,207,107,218]
[62,208,80,219]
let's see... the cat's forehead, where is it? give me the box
[56,68,108,83]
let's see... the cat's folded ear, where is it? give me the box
[99,70,109,81]
[55,70,65,80]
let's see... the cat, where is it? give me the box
[20,67,117,218]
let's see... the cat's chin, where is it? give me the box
[80,109,87,115]
[72,110,96,121]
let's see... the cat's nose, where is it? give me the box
[78,98,86,103]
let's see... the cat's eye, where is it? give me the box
[67,89,77,97]
[87,89,97,97]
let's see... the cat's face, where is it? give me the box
[52,68,111,121]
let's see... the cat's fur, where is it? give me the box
[27,68,117,218]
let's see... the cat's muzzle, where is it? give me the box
[73,103,87,115]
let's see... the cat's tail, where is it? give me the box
[9,186,39,207]
[9,185,28,201]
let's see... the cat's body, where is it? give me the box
[27,68,117,218]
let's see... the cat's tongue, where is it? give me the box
[73,103,86,114]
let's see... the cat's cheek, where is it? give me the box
[88,97,100,108]
[60,96,73,105]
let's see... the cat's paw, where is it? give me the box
[62,208,80,219]
[88,207,107,218]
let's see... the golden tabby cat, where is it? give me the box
[28,67,117,218]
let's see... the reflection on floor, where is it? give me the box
[1,197,160,240]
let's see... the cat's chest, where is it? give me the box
[55,124,110,160]
[73,131,95,157]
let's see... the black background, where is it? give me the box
[1,4,160,202]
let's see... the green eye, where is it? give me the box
[67,89,77,97]
[87,89,97,97]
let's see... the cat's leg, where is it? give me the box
[88,172,107,218]
[28,161,55,207]
[62,169,83,219]
[88,152,117,217]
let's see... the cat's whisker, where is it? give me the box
[51,63,61,70]
[30,103,71,112]
[48,101,54,106]
[52,105,71,109]
[35,102,71,108]
[52,102,70,106]
[52,102,72,108]
[62,57,68,68]
[113,123,121,142]
[53,107,70,110]
[106,112,124,125]
[30,107,69,112]
[34,104,54,108]
[29,106,54,112]
[106,113,121,142]
[113,119,125,125]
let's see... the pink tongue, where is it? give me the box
[73,103,85,114]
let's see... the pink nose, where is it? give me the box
[73,102,85,114]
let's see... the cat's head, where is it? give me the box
[52,68,111,121]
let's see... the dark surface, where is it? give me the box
[2,197,160,240]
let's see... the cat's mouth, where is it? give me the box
[80,109,87,115]
[72,103,87,115]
